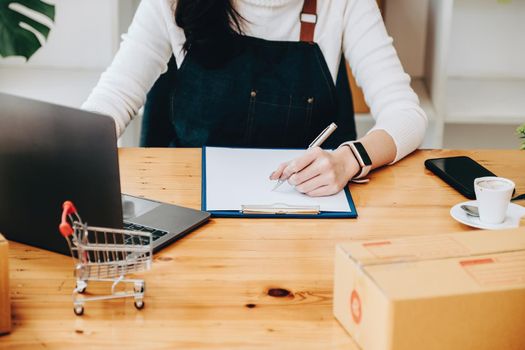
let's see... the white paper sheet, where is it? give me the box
[204,147,352,212]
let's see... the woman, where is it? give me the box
[83,0,427,197]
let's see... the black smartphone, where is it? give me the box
[424,156,496,199]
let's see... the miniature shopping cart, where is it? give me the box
[59,201,153,315]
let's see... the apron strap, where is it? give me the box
[300,0,317,43]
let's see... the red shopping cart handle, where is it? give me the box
[59,201,77,237]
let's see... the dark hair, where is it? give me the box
[175,0,244,68]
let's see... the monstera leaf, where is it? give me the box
[0,0,55,60]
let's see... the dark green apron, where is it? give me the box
[141,35,356,149]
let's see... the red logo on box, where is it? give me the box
[459,258,494,267]
[350,290,362,324]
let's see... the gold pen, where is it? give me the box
[272,122,338,191]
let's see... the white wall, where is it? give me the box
[448,0,525,79]
[1,0,121,70]
[384,0,429,78]
[119,0,142,36]
[444,124,522,149]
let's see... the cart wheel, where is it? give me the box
[134,300,145,310]
[76,281,87,293]
[134,282,145,294]
[74,305,84,316]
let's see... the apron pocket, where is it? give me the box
[245,89,315,148]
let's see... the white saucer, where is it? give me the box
[450,200,525,230]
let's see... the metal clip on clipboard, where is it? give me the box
[241,203,321,215]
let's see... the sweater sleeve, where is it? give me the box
[81,0,180,136]
[342,0,428,162]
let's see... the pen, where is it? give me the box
[272,122,338,191]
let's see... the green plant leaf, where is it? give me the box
[0,0,55,60]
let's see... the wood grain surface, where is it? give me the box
[0,234,10,335]
[1,149,524,349]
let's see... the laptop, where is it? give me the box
[0,93,210,255]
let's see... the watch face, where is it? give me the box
[353,142,372,166]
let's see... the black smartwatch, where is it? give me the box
[340,141,372,180]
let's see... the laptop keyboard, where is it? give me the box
[123,221,169,243]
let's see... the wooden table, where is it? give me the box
[2,149,524,349]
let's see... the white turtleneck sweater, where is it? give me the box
[82,0,427,162]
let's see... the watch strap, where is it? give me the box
[339,141,372,181]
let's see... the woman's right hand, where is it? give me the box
[269,146,359,197]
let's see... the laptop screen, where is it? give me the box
[0,93,124,255]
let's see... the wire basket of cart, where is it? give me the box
[59,201,152,315]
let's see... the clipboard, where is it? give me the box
[201,147,358,218]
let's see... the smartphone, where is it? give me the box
[424,156,496,199]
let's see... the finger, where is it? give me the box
[307,184,340,197]
[288,160,323,186]
[281,147,323,180]
[294,174,327,194]
[270,162,288,180]
[288,156,333,186]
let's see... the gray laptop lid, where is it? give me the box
[0,93,123,255]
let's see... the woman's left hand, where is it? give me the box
[269,146,360,197]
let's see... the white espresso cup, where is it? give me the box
[474,177,515,224]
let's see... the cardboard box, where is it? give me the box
[334,228,525,350]
[0,234,10,335]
